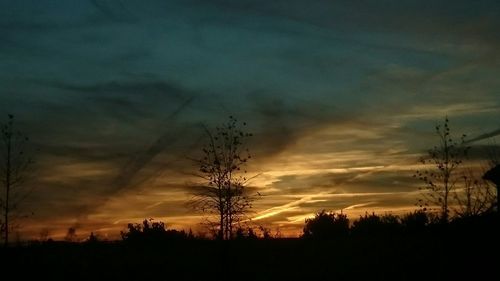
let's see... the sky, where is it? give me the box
[1,0,499,240]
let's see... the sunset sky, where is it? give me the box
[1,0,499,239]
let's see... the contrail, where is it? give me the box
[113,97,194,191]
[251,165,389,221]
[75,97,194,223]
[90,0,133,22]
[465,128,500,144]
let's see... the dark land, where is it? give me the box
[1,213,498,281]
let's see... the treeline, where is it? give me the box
[302,209,498,239]
[3,211,498,281]
[52,209,493,244]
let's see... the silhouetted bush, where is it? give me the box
[302,210,349,239]
[400,210,430,232]
[235,227,259,240]
[259,226,273,239]
[120,219,187,243]
[86,232,98,243]
[351,213,401,236]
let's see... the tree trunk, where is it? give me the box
[4,122,11,247]
[219,201,224,240]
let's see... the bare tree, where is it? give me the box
[415,117,469,222]
[451,134,499,217]
[454,169,496,217]
[485,138,499,168]
[189,116,254,240]
[1,114,33,246]
[483,164,499,212]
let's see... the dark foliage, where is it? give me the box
[1,213,498,281]
[351,213,401,236]
[235,227,259,240]
[120,219,187,243]
[400,210,431,231]
[302,210,349,239]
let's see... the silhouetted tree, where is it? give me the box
[189,116,254,240]
[302,210,349,239]
[415,117,469,222]
[65,227,77,242]
[485,140,499,168]
[1,114,34,246]
[454,169,496,217]
[86,232,98,243]
[187,228,195,239]
[483,164,500,212]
